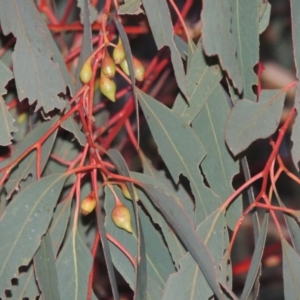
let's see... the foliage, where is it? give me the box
[0,0,299,299]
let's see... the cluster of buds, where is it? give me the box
[80,37,145,102]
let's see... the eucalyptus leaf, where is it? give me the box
[0,173,68,297]
[225,89,286,156]
[56,229,93,300]
[141,0,187,97]
[201,0,242,93]
[138,89,220,224]
[0,59,16,145]
[0,0,66,112]
[34,233,61,300]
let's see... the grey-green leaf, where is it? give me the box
[201,0,242,93]
[240,214,268,300]
[49,198,72,257]
[282,238,300,299]
[104,187,175,299]
[172,41,222,124]
[34,233,61,300]
[163,211,229,300]
[131,172,188,267]
[56,230,93,300]
[0,173,68,297]
[225,89,286,156]
[5,119,58,199]
[230,0,259,102]
[141,183,224,299]
[141,0,187,97]
[119,0,143,14]
[9,264,39,300]
[61,104,86,146]
[77,0,98,24]
[192,85,241,229]
[138,89,220,224]
[0,59,17,145]
[259,3,271,34]
[0,0,66,112]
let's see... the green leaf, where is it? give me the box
[259,3,271,34]
[8,263,39,300]
[225,89,286,156]
[290,0,300,169]
[141,0,187,97]
[33,233,61,300]
[172,41,222,124]
[0,60,17,146]
[56,229,93,300]
[201,0,242,93]
[240,214,268,300]
[138,90,220,224]
[0,173,68,296]
[141,184,224,299]
[77,0,98,24]
[49,198,72,257]
[106,149,147,299]
[163,211,230,300]
[5,118,58,198]
[291,87,300,170]
[0,0,67,112]
[192,85,241,229]
[131,172,188,267]
[230,0,259,101]
[104,186,175,299]
[61,104,86,146]
[119,0,143,14]
[282,238,300,299]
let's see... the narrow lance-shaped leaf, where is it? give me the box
[230,0,259,102]
[56,230,93,300]
[290,0,300,169]
[172,41,223,124]
[0,173,68,297]
[138,89,220,224]
[141,183,224,299]
[5,118,58,199]
[119,0,143,14]
[192,85,241,229]
[201,0,242,93]
[8,263,39,300]
[77,0,98,24]
[0,0,66,112]
[49,198,72,257]
[131,171,188,268]
[225,89,286,156]
[282,238,300,299]
[240,214,268,300]
[141,0,187,97]
[106,149,147,300]
[104,187,175,300]
[163,211,230,300]
[33,232,61,300]
[0,59,17,145]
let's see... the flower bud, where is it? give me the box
[81,196,96,215]
[99,73,116,102]
[120,59,129,76]
[120,183,138,201]
[101,53,116,78]
[133,57,145,82]
[80,59,93,84]
[113,38,125,64]
[111,204,133,233]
